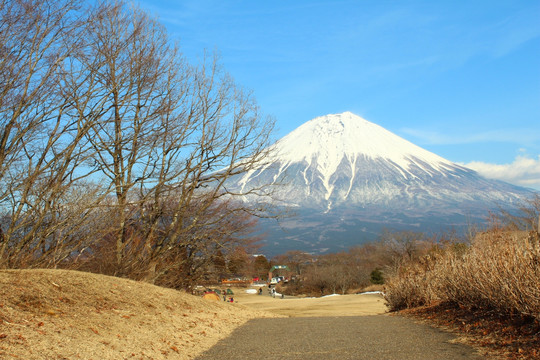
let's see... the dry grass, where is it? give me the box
[433,231,540,319]
[384,229,540,359]
[385,230,540,319]
[0,269,276,359]
[0,270,388,359]
[232,288,387,317]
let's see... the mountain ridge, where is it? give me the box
[229,112,534,255]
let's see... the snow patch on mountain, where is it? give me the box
[226,112,534,255]
[250,112,467,202]
[273,111,456,176]
[233,111,532,212]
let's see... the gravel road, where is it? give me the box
[195,315,482,360]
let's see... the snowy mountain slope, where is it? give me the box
[227,112,534,255]
[236,112,530,210]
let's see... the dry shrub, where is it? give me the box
[384,269,429,310]
[357,284,384,293]
[385,230,540,321]
[384,253,440,310]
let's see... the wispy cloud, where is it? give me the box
[401,128,540,146]
[370,56,440,76]
[461,155,540,190]
[489,7,540,58]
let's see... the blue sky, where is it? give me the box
[138,0,540,190]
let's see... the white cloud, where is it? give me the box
[401,128,540,146]
[462,155,540,191]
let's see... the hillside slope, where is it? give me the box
[0,269,274,359]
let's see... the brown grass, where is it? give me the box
[384,229,540,359]
[385,230,540,320]
[232,288,387,317]
[0,269,276,359]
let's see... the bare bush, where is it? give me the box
[492,194,540,232]
[385,228,540,321]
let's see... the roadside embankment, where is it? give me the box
[0,269,277,359]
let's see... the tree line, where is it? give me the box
[0,0,278,289]
[266,230,437,296]
[263,197,539,298]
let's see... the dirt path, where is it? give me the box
[195,315,482,360]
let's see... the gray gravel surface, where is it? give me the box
[196,315,482,360]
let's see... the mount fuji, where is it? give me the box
[231,112,534,255]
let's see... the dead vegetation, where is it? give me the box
[0,269,275,359]
[385,229,540,320]
[384,215,540,359]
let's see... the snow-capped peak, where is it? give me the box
[272,111,456,179]
[233,112,529,213]
[226,112,532,256]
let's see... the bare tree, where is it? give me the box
[0,0,278,284]
[73,1,276,279]
[0,0,106,267]
[303,265,332,296]
[272,250,313,276]
[62,1,179,272]
[492,194,540,233]
[152,197,262,289]
[377,229,427,274]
